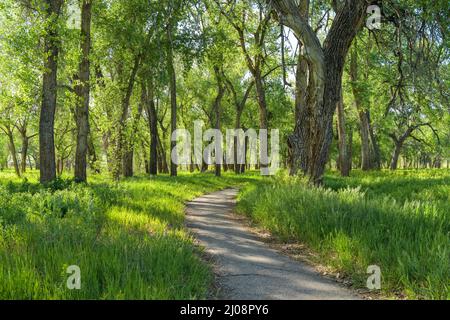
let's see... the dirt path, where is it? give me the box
[186,188,359,300]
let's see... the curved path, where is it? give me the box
[186,188,359,300]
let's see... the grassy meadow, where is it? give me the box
[0,168,448,300]
[237,169,450,299]
[0,170,260,299]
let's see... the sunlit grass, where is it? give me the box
[0,169,262,299]
[237,169,450,300]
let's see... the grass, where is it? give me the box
[0,169,261,299]
[237,169,450,300]
[1,168,448,300]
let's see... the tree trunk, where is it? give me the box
[253,72,268,130]
[367,113,381,169]
[6,129,21,177]
[39,0,63,184]
[336,94,350,176]
[157,130,169,174]
[87,132,98,173]
[273,0,366,185]
[390,141,403,170]
[145,81,158,176]
[122,151,133,177]
[213,66,226,177]
[234,110,243,174]
[113,54,140,180]
[350,48,372,170]
[19,130,29,174]
[21,137,28,174]
[122,88,145,178]
[167,23,178,177]
[74,0,92,183]
[348,126,353,171]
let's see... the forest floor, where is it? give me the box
[186,188,358,300]
[0,169,448,300]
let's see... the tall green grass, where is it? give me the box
[237,170,450,299]
[0,170,260,299]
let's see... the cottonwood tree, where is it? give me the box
[271,0,370,184]
[74,0,92,182]
[215,0,274,133]
[39,0,65,183]
[379,1,447,170]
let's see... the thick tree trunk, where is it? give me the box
[273,0,367,185]
[288,51,309,175]
[167,24,178,177]
[39,0,63,184]
[74,0,92,183]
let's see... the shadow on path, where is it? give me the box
[186,189,360,300]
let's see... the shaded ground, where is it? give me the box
[186,189,359,300]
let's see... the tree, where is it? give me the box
[39,0,64,183]
[216,0,272,132]
[271,0,369,184]
[74,0,92,182]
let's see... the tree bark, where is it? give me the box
[167,23,178,177]
[350,47,373,170]
[74,0,92,183]
[223,74,253,175]
[15,121,32,174]
[5,128,21,177]
[273,0,367,185]
[157,130,169,174]
[390,141,403,170]
[367,114,381,169]
[213,66,226,177]
[145,81,158,175]
[336,94,350,176]
[112,54,141,180]
[21,135,29,174]
[39,0,64,184]
[87,132,98,173]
